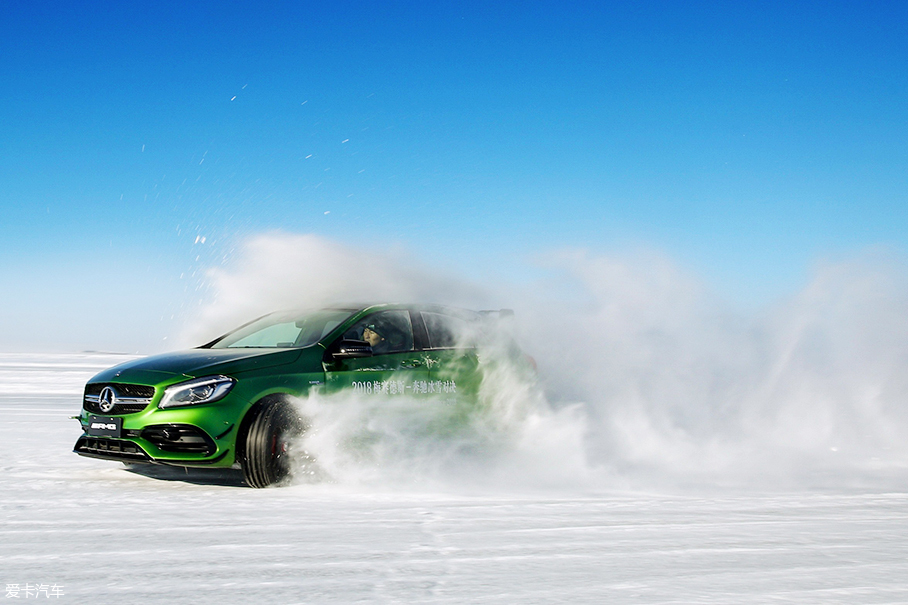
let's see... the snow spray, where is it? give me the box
[183,233,908,491]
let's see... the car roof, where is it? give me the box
[344,303,483,318]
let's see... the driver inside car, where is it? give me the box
[362,323,391,355]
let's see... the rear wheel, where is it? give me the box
[242,400,304,488]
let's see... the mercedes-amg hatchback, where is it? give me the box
[74,304,517,487]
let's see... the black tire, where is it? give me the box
[242,399,304,488]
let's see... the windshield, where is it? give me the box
[209,309,355,349]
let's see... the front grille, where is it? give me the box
[85,383,155,398]
[141,425,216,455]
[74,436,151,461]
[83,383,155,415]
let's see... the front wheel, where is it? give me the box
[242,400,304,488]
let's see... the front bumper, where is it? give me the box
[73,422,235,466]
[74,385,249,467]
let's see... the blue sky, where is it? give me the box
[1,1,906,351]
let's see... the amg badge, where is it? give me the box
[87,415,122,437]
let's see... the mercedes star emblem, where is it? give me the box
[98,387,117,413]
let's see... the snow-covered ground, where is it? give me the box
[2,353,908,604]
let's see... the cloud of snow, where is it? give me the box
[522,248,908,489]
[180,233,491,347]
[186,232,908,491]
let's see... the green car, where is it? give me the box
[74,304,517,487]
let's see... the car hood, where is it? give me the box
[89,348,305,383]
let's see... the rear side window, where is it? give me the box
[421,312,473,349]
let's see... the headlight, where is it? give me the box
[158,375,236,409]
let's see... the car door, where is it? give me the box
[323,310,429,397]
[413,310,482,401]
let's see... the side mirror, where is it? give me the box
[331,339,373,359]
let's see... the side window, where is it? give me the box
[343,310,414,355]
[421,312,472,349]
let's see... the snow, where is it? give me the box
[2,353,908,603]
